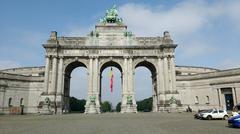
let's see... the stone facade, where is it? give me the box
[0,7,239,114]
[41,22,177,114]
[1,66,240,114]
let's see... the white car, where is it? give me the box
[200,109,229,120]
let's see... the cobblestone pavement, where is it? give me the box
[0,113,239,134]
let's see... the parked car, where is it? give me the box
[200,109,229,120]
[228,115,240,128]
[194,109,211,119]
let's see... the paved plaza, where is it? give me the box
[0,113,239,134]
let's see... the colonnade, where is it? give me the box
[42,53,177,114]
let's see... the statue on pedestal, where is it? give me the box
[39,97,53,115]
[100,5,123,24]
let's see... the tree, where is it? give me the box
[137,97,152,112]
[101,101,112,112]
[69,97,86,113]
[116,102,121,112]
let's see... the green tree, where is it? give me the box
[137,97,152,112]
[69,97,86,113]
[116,102,121,112]
[101,101,112,112]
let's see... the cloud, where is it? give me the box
[118,0,240,67]
[178,40,218,58]
[119,0,240,36]
[0,60,21,70]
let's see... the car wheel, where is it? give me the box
[207,115,212,120]
[223,115,228,120]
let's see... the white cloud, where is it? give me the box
[118,0,240,65]
[178,40,218,57]
[0,60,21,70]
[119,0,240,36]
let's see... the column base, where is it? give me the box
[121,104,137,113]
[38,94,64,114]
[85,104,100,114]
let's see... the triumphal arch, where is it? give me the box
[41,6,177,114]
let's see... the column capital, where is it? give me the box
[89,56,94,59]
[92,55,99,59]
[123,55,133,59]
[123,56,129,59]
[52,55,58,58]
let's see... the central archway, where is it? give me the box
[99,60,123,112]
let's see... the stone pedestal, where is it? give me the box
[38,96,53,115]
[39,104,53,115]
[38,94,64,114]
[87,104,98,114]
[121,104,137,113]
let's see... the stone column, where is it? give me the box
[157,57,165,109]
[232,87,237,106]
[92,57,99,94]
[49,56,58,94]
[85,57,98,114]
[170,56,176,92]
[57,57,63,94]
[168,57,173,92]
[121,57,128,113]
[127,57,137,113]
[93,57,100,113]
[55,57,63,114]
[43,56,50,94]
[217,89,222,108]
[163,56,169,92]
[152,75,158,112]
[235,87,239,104]
[123,57,128,95]
[88,58,93,94]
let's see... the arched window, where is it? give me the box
[206,96,210,104]
[20,98,24,106]
[195,96,199,104]
[8,97,12,107]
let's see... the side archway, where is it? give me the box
[63,61,88,113]
[134,60,158,112]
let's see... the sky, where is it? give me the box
[1,0,240,107]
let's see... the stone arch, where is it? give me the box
[99,59,123,73]
[63,58,89,74]
[134,59,157,75]
[65,61,88,75]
